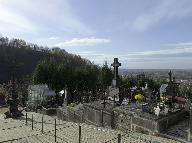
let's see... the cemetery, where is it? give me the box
[55,58,191,142]
[56,94,187,134]
[0,58,191,142]
[1,0,192,142]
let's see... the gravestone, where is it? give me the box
[163,106,169,115]
[108,86,119,99]
[4,62,24,118]
[168,70,172,83]
[167,71,178,102]
[154,106,160,117]
[63,86,68,106]
[160,71,179,105]
[111,58,121,88]
[4,80,23,118]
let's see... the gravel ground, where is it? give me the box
[0,111,181,143]
[0,107,8,114]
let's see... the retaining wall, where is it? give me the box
[57,103,187,134]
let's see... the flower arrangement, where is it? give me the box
[134,94,145,102]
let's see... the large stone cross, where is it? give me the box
[111,58,121,80]
[168,70,172,82]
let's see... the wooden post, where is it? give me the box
[103,85,106,108]
[150,131,153,142]
[187,129,191,142]
[101,110,104,127]
[55,119,56,142]
[26,112,27,126]
[118,134,121,143]
[114,95,116,105]
[107,86,109,98]
[187,108,191,142]
[188,106,192,142]
[42,116,44,133]
[130,115,133,132]
[79,125,81,143]
[32,114,33,130]
[104,97,106,108]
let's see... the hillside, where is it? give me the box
[0,37,91,84]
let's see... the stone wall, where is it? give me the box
[40,108,57,116]
[80,103,112,127]
[113,108,187,134]
[156,110,187,132]
[112,107,159,134]
[132,114,157,134]
[112,109,132,132]
[102,110,112,128]
[57,104,84,123]
[83,105,99,125]
[57,102,187,134]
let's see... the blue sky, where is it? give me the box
[1,0,192,69]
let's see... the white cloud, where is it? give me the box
[55,37,111,47]
[77,43,192,68]
[132,0,192,31]
[0,0,93,36]
[167,42,192,47]
[0,4,37,34]
[76,51,96,55]
[48,37,59,40]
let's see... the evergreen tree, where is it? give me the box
[100,62,113,88]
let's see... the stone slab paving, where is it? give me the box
[0,112,181,143]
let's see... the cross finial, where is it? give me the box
[168,70,172,82]
[111,58,121,80]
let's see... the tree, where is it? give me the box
[0,84,10,104]
[99,62,113,88]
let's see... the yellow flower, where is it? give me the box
[135,94,144,102]
[160,96,168,102]
[69,102,76,107]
